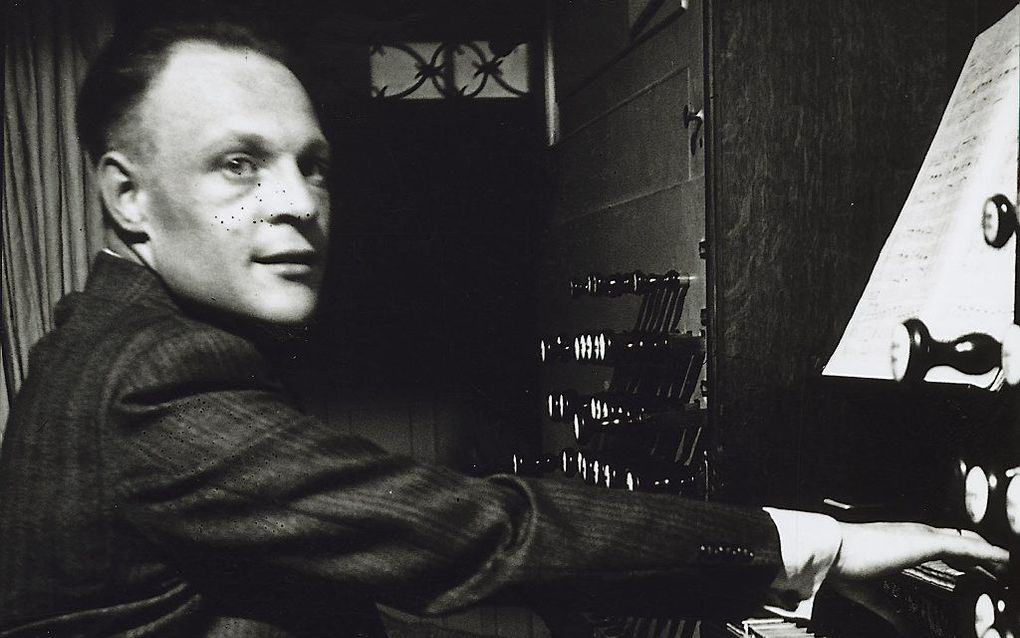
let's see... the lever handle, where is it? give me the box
[683,104,704,156]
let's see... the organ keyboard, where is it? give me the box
[710,560,1019,638]
[714,617,822,638]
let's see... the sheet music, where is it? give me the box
[824,6,1019,385]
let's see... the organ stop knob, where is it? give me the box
[890,318,1002,382]
[983,193,1019,249]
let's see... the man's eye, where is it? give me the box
[300,157,330,187]
[222,156,258,178]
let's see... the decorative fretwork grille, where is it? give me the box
[370,41,530,99]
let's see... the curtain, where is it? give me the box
[1,1,113,438]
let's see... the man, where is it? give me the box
[0,20,1008,638]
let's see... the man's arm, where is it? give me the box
[104,318,1010,621]
[104,318,785,619]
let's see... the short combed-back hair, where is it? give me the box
[76,21,299,163]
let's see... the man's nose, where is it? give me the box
[262,159,320,224]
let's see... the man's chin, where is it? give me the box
[250,301,318,327]
[203,289,320,331]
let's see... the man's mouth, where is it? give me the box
[253,250,319,277]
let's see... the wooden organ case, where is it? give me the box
[532,1,1019,636]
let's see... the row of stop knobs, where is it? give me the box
[511,448,696,494]
[540,330,703,365]
[546,390,696,441]
[569,270,695,298]
[950,193,1019,638]
[956,458,1019,637]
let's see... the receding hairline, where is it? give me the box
[79,19,304,164]
[107,39,308,163]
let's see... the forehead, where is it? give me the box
[138,41,323,154]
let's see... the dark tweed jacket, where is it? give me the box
[1,253,784,637]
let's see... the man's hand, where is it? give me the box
[829,522,1009,582]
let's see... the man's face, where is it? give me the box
[132,42,331,325]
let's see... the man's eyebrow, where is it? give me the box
[200,131,331,158]
[303,137,331,159]
[199,131,273,156]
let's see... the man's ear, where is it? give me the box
[97,151,149,239]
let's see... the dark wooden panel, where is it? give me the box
[554,74,692,224]
[558,4,702,138]
[552,1,631,99]
[538,184,706,332]
[629,0,687,42]
[707,0,1017,505]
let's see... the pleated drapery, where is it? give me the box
[2,1,113,437]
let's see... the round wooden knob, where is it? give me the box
[966,464,991,525]
[983,193,1018,248]
[975,592,996,638]
[1006,474,1020,535]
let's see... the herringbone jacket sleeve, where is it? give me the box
[104,317,784,620]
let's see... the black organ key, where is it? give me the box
[890,318,1002,382]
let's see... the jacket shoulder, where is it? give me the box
[104,311,277,405]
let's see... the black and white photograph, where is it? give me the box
[2,1,1018,636]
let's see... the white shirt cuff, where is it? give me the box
[761,507,843,619]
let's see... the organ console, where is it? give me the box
[534,213,1018,637]
[794,191,1020,637]
[528,4,1018,637]
[702,184,1019,637]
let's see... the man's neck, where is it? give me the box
[103,229,147,266]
